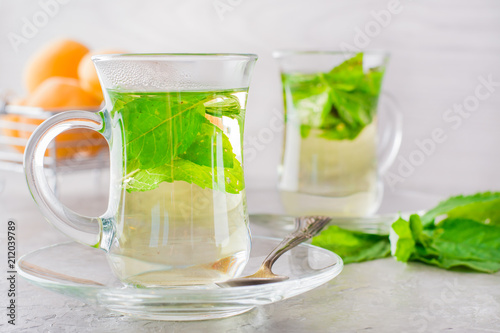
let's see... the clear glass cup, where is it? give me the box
[273,51,401,217]
[24,53,257,287]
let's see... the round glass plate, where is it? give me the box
[17,236,343,321]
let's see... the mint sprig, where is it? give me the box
[312,192,500,273]
[282,53,384,141]
[391,214,500,273]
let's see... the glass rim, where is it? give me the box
[92,53,258,62]
[272,50,389,58]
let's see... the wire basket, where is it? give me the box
[0,101,109,190]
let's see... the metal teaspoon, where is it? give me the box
[217,215,331,287]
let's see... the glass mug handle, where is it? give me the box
[24,110,112,249]
[377,92,403,174]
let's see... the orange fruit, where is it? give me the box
[11,77,106,159]
[23,38,89,93]
[1,114,20,137]
[14,116,106,159]
[0,114,24,153]
[78,49,124,100]
[2,114,107,159]
[10,97,26,106]
[24,77,102,109]
[8,39,110,159]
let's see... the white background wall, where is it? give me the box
[1,0,500,197]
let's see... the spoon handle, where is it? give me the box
[261,216,331,270]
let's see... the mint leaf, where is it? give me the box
[411,218,500,273]
[109,90,245,194]
[433,218,500,263]
[171,159,243,194]
[439,197,500,227]
[324,53,365,89]
[321,53,383,139]
[114,92,207,171]
[388,201,500,273]
[282,53,384,141]
[125,158,244,194]
[282,73,332,134]
[421,192,500,227]
[126,117,245,194]
[179,120,236,169]
[389,217,416,262]
[312,225,390,264]
[204,94,242,118]
[416,256,500,273]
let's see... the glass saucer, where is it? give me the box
[17,236,343,321]
[249,213,399,238]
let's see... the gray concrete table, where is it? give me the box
[1,171,499,333]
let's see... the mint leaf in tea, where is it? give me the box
[108,90,245,194]
[281,53,384,141]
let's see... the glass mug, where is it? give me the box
[24,54,257,287]
[273,51,401,217]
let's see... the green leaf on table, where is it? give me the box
[421,192,500,227]
[312,225,391,264]
[431,218,500,268]
[389,209,500,273]
[311,192,500,273]
[389,217,416,262]
[440,198,500,227]
[411,218,500,273]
